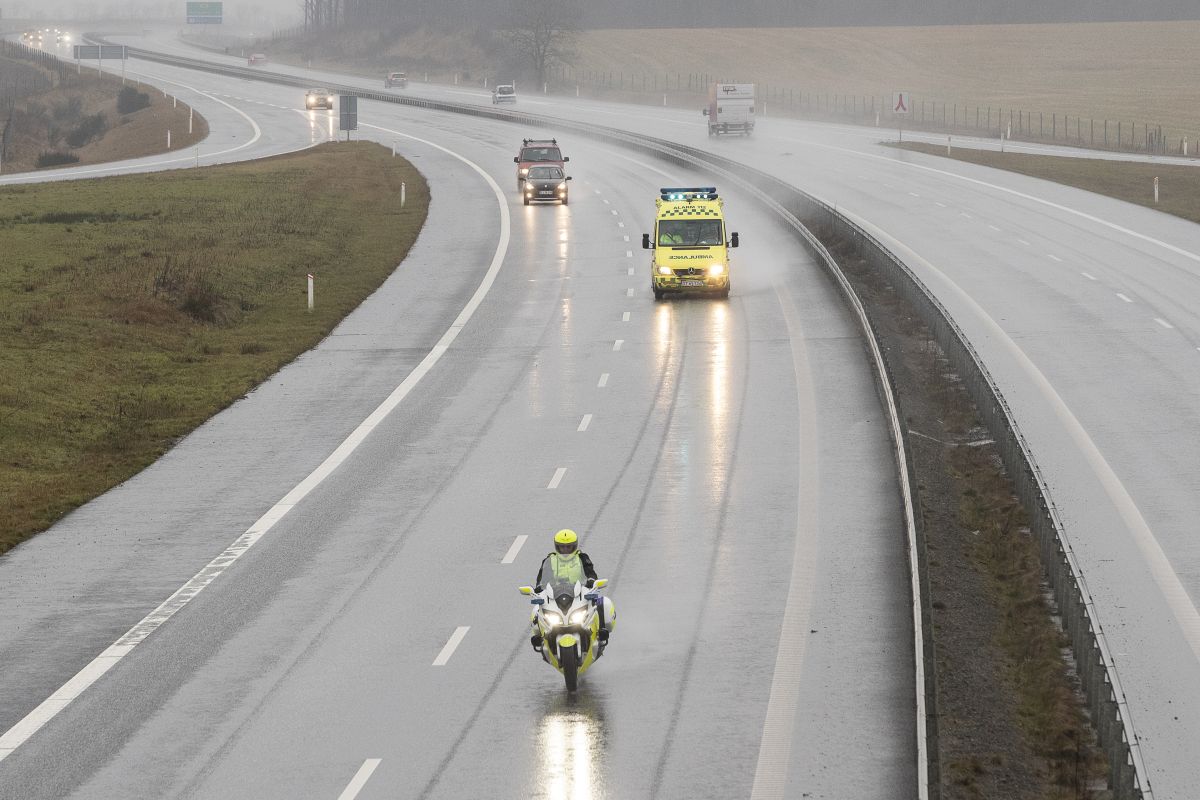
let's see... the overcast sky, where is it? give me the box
[7,0,1200,31]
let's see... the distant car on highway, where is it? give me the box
[514,138,568,191]
[384,72,408,89]
[492,84,516,104]
[305,89,334,110]
[247,53,268,66]
[522,165,571,206]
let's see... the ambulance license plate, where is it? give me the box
[681,280,704,287]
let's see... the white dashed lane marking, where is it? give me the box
[1017,239,1031,246]
[934,201,947,208]
[613,340,624,351]
[547,468,567,489]
[959,212,973,219]
[432,627,470,666]
[1155,318,1174,329]
[626,288,635,297]
[501,535,528,564]
[626,250,633,258]
[578,414,593,432]
[1081,272,1097,281]
[1047,254,1063,262]
[598,373,609,388]
[1117,293,1133,303]
[988,224,1002,232]
[622,312,631,322]
[337,759,381,800]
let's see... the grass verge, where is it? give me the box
[1,64,207,174]
[0,142,429,555]
[889,141,1200,224]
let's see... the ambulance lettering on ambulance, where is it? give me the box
[641,187,738,300]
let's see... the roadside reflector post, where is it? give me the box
[401,182,406,207]
[1185,136,1189,157]
[1000,131,1005,153]
[167,129,171,149]
[543,82,547,94]
[1154,176,1159,203]
[188,106,193,134]
[662,93,666,106]
[391,140,396,157]
[947,135,952,155]
[194,147,199,167]
[576,85,580,98]
[875,111,880,127]
[173,94,177,109]
[307,273,314,311]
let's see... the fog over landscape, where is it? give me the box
[6,0,1200,28]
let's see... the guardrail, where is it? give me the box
[103,40,1151,798]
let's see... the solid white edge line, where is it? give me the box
[842,205,1200,664]
[432,627,470,666]
[501,535,528,565]
[748,285,821,800]
[0,71,267,185]
[577,414,593,432]
[0,127,511,763]
[794,134,1200,267]
[336,759,382,800]
[547,467,567,489]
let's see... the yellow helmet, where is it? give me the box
[554,529,578,555]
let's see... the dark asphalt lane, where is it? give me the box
[0,68,913,799]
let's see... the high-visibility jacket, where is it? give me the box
[536,551,597,589]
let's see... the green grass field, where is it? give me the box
[0,143,428,555]
[890,141,1200,223]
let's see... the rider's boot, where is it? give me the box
[530,633,544,652]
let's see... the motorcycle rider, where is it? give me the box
[531,529,606,651]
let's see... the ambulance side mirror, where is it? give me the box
[642,233,653,250]
[702,108,709,116]
[729,232,739,248]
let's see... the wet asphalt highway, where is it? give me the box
[0,51,914,799]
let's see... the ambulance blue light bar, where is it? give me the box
[660,187,718,200]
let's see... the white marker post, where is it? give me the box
[194,147,199,167]
[401,182,406,207]
[1154,176,1159,203]
[166,129,171,149]
[1185,136,1189,157]
[307,273,314,311]
[188,106,193,134]
[947,135,952,155]
[172,95,177,109]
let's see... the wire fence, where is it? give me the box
[536,64,1192,157]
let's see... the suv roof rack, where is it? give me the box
[523,138,558,146]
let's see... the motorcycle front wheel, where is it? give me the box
[561,644,579,692]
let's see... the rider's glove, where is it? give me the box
[585,579,595,589]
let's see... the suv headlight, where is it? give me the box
[519,168,529,175]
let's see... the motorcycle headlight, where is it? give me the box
[568,608,589,625]
[707,263,725,276]
[657,265,673,276]
[542,610,564,627]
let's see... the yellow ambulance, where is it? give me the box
[642,187,738,300]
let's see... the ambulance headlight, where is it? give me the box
[657,265,673,276]
[707,263,725,276]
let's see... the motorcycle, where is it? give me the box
[519,577,614,692]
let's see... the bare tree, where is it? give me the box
[505,0,581,87]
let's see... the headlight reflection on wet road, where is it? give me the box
[537,704,607,800]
